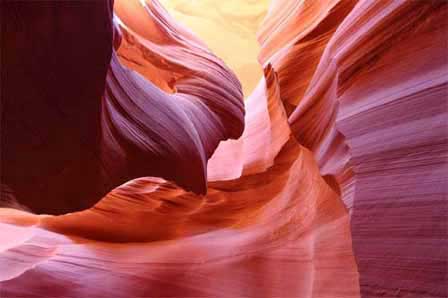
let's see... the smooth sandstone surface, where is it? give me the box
[2,0,245,213]
[265,1,448,296]
[1,0,447,297]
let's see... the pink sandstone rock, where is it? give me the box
[1,0,447,297]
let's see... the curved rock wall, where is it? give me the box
[261,1,447,296]
[1,0,447,297]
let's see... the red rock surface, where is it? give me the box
[260,1,448,296]
[1,0,447,297]
[1,0,244,214]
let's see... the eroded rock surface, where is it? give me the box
[1,0,447,297]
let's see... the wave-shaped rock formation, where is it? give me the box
[1,0,446,297]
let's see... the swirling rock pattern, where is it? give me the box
[1,0,244,214]
[261,1,448,296]
[1,0,447,297]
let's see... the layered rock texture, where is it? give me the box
[1,0,447,297]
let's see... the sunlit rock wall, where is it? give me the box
[258,1,447,296]
[1,0,447,297]
[159,0,270,96]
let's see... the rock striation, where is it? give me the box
[1,0,447,297]
[258,1,447,296]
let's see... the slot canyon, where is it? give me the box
[1,0,447,297]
